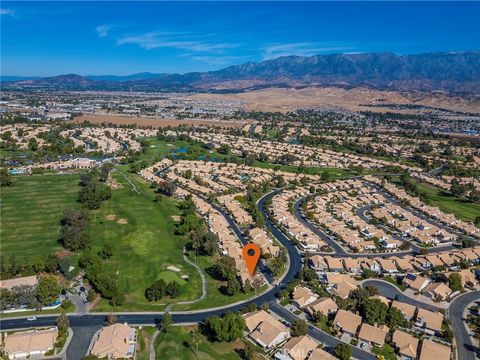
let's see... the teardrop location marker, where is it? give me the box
[242,243,261,277]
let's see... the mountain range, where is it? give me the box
[3,51,480,93]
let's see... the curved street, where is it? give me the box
[0,189,477,360]
[448,291,480,360]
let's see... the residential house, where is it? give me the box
[357,324,389,347]
[415,308,443,335]
[244,310,290,349]
[305,297,338,318]
[292,286,318,309]
[418,339,451,360]
[275,335,318,360]
[392,330,419,360]
[307,348,337,360]
[402,274,431,292]
[89,323,137,359]
[391,300,416,320]
[332,310,362,337]
[423,282,452,301]
[3,328,58,359]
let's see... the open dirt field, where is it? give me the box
[188,87,480,113]
[70,114,252,128]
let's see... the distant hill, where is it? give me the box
[3,51,480,93]
[86,72,165,82]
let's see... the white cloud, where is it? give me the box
[116,31,236,54]
[262,42,353,60]
[96,25,113,38]
[1,8,15,17]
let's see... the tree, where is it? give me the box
[226,274,241,296]
[157,181,176,197]
[205,312,246,342]
[0,168,12,187]
[56,311,69,334]
[290,319,308,337]
[59,208,89,251]
[98,242,113,259]
[145,279,167,301]
[213,256,237,280]
[448,273,463,292]
[87,289,96,302]
[36,275,61,305]
[335,343,352,360]
[28,137,39,151]
[469,190,480,203]
[190,328,201,356]
[166,281,180,298]
[387,307,409,328]
[159,312,172,333]
[461,237,476,248]
[443,324,454,342]
[362,298,388,325]
[218,143,231,154]
[243,341,255,360]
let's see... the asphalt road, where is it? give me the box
[362,279,440,312]
[448,291,480,360]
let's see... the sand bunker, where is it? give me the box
[117,218,128,224]
[105,214,116,221]
[167,265,181,272]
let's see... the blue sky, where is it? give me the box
[1,1,479,76]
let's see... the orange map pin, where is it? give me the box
[242,243,261,277]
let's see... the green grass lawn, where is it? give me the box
[136,327,157,360]
[89,171,202,312]
[372,344,397,360]
[390,177,480,222]
[415,182,480,222]
[154,325,243,360]
[174,253,268,311]
[0,173,80,258]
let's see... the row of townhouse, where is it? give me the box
[369,202,457,246]
[14,157,100,174]
[365,176,480,239]
[309,247,480,276]
[307,186,403,252]
[270,188,326,251]
[270,179,367,251]
[189,193,257,285]
[188,132,422,173]
[217,193,254,225]
[290,282,451,360]
[243,309,339,360]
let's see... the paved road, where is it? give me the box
[448,291,480,360]
[362,279,440,312]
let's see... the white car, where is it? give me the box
[26,316,37,321]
